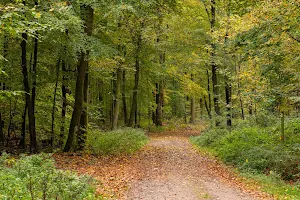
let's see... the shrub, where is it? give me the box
[191,128,229,148]
[192,121,300,181]
[86,128,148,155]
[0,153,98,199]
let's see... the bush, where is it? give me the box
[191,120,300,181]
[191,128,229,147]
[86,128,148,155]
[0,153,98,199]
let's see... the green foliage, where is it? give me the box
[0,153,99,199]
[192,118,300,181]
[86,128,148,155]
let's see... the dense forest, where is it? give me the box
[0,0,299,199]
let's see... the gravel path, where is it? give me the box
[125,134,269,200]
[55,131,273,200]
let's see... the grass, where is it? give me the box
[86,128,148,155]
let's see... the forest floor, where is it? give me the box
[54,130,274,200]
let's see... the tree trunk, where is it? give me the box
[0,31,8,147]
[237,64,244,120]
[64,5,93,152]
[206,69,212,118]
[51,59,60,151]
[122,70,128,125]
[77,65,89,150]
[20,104,27,149]
[60,59,67,148]
[155,83,163,126]
[112,67,122,129]
[0,113,3,148]
[225,81,232,126]
[21,32,38,153]
[190,74,195,124]
[128,28,142,127]
[280,112,285,141]
[210,0,221,125]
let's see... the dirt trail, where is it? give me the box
[55,131,272,200]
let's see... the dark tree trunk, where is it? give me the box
[128,28,142,127]
[77,65,89,150]
[122,70,128,125]
[190,74,195,124]
[21,32,38,153]
[0,31,8,146]
[225,81,232,126]
[60,59,67,148]
[155,83,163,126]
[20,104,27,149]
[112,67,122,129]
[51,59,60,151]
[210,0,221,125]
[31,35,38,115]
[64,5,93,152]
[206,69,212,118]
[0,113,3,147]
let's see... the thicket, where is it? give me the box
[0,153,98,199]
[191,118,300,181]
[86,128,148,155]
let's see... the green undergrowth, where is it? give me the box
[0,153,99,199]
[191,117,300,199]
[86,128,148,155]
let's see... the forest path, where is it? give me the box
[55,130,272,200]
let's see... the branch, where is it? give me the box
[201,0,211,23]
[286,31,300,43]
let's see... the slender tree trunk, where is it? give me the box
[64,5,93,152]
[0,31,8,146]
[155,83,163,126]
[280,111,285,141]
[112,67,122,129]
[128,28,142,127]
[21,32,38,153]
[210,0,221,125]
[51,59,60,151]
[190,74,196,124]
[237,63,244,119]
[32,35,38,115]
[20,104,27,149]
[77,65,89,150]
[0,113,3,148]
[225,81,232,126]
[206,69,212,118]
[122,70,128,125]
[60,59,67,148]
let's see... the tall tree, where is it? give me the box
[64,4,94,152]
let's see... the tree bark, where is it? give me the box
[20,104,27,149]
[21,32,38,153]
[128,28,142,127]
[206,69,212,118]
[190,74,196,124]
[51,59,60,151]
[0,31,8,146]
[225,81,232,126]
[0,113,3,148]
[77,65,89,150]
[155,83,163,126]
[112,67,122,129]
[210,0,221,125]
[64,5,93,152]
[122,70,128,125]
